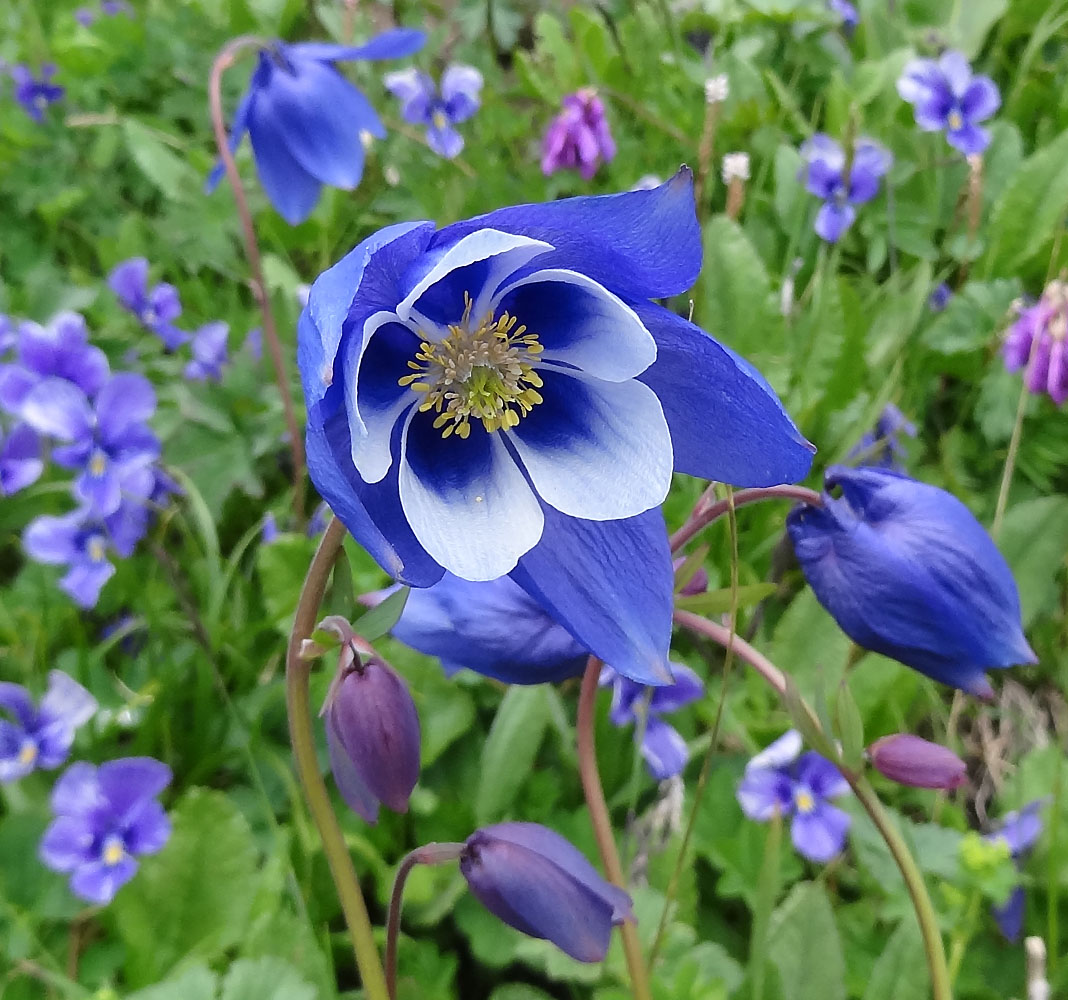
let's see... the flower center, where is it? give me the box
[18,739,37,767]
[399,293,545,439]
[431,109,448,130]
[88,535,107,562]
[794,788,816,814]
[89,450,107,477]
[947,109,964,131]
[100,834,125,867]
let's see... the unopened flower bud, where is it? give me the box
[459,822,634,962]
[323,640,420,823]
[673,556,709,597]
[704,74,729,104]
[868,733,966,790]
[721,152,750,183]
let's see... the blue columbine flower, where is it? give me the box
[0,313,110,415]
[737,730,851,862]
[21,374,159,516]
[184,321,229,382]
[108,258,187,349]
[799,134,891,243]
[985,800,1046,941]
[848,402,916,470]
[206,30,425,225]
[10,64,64,122]
[600,662,704,779]
[384,64,483,159]
[460,822,634,962]
[0,671,97,782]
[299,170,813,684]
[369,572,588,684]
[897,50,1000,156]
[786,466,1036,697]
[39,757,171,904]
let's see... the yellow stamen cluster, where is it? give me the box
[18,742,37,767]
[399,294,545,439]
[102,836,125,866]
[794,789,815,814]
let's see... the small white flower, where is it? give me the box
[721,151,750,183]
[384,165,402,188]
[704,74,729,104]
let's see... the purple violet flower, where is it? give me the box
[0,423,44,495]
[384,64,483,159]
[799,134,891,243]
[848,402,917,471]
[541,89,616,180]
[737,730,852,862]
[10,64,64,123]
[108,259,186,350]
[0,672,97,782]
[21,374,159,516]
[460,822,634,962]
[261,512,279,544]
[929,282,953,312]
[1003,282,1068,406]
[75,8,95,26]
[306,501,329,537]
[599,662,703,779]
[0,313,109,416]
[206,31,426,225]
[39,757,171,904]
[828,0,858,34]
[985,800,1046,941]
[100,0,133,15]
[897,50,1000,156]
[183,322,229,382]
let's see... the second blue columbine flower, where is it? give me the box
[298,171,813,684]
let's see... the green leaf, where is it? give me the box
[834,681,865,769]
[256,533,319,634]
[860,921,927,1000]
[125,965,218,1000]
[354,586,410,642]
[476,685,553,824]
[768,588,851,701]
[998,496,1068,627]
[674,583,777,614]
[920,278,1019,356]
[220,957,316,1000]
[767,882,846,1000]
[113,789,267,985]
[983,128,1068,274]
[121,118,196,201]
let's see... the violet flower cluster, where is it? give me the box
[385,64,483,159]
[8,63,64,122]
[0,311,172,608]
[541,89,616,180]
[1003,280,1068,406]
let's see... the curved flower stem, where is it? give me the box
[670,485,822,553]
[576,657,654,1000]
[385,843,465,999]
[285,517,389,1000]
[993,377,1029,539]
[209,36,306,521]
[674,610,953,1000]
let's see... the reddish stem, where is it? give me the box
[670,484,822,553]
[673,610,787,694]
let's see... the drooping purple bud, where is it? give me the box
[868,734,966,790]
[459,822,634,962]
[322,639,421,823]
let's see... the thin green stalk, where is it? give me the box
[992,375,1030,539]
[945,890,981,984]
[1048,744,1064,979]
[286,517,390,1000]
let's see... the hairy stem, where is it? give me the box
[576,657,654,1000]
[285,517,389,1000]
[674,611,953,1000]
[670,485,822,553]
[209,36,306,521]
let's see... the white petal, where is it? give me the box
[507,370,672,520]
[746,729,803,772]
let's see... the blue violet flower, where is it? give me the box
[985,800,1046,941]
[385,64,483,159]
[108,259,187,350]
[799,134,891,243]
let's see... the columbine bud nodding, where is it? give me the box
[868,733,966,790]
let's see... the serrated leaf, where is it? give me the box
[220,957,316,1000]
[354,585,410,642]
[861,921,927,1000]
[125,965,218,1000]
[921,279,1019,355]
[121,118,196,201]
[767,882,846,1000]
[476,685,552,823]
[998,496,1068,627]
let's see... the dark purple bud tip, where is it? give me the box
[869,733,966,790]
[459,822,634,963]
[324,650,421,823]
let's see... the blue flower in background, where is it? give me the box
[299,170,813,684]
[800,134,891,242]
[541,89,616,180]
[39,757,171,904]
[928,282,952,312]
[460,822,634,962]
[184,322,229,382]
[848,402,916,470]
[828,0,858,35]
[897,50,1000,155]
[1,423,43,495]
[108,258,186,350]
[206,30,425,225]
[369,573,589,684]
[0,313,109,414]
[21,374,159,516]
[10,64,64,122]
[786,466,1035,697]
[385,64,483,159]
[306,500,329,536]
[600,662,704,779]
[0,671,97,782]
[985,800,1046,941]
[737,730,851,862]
[24,500,148,608]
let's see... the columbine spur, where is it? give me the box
[298,170,812,683]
